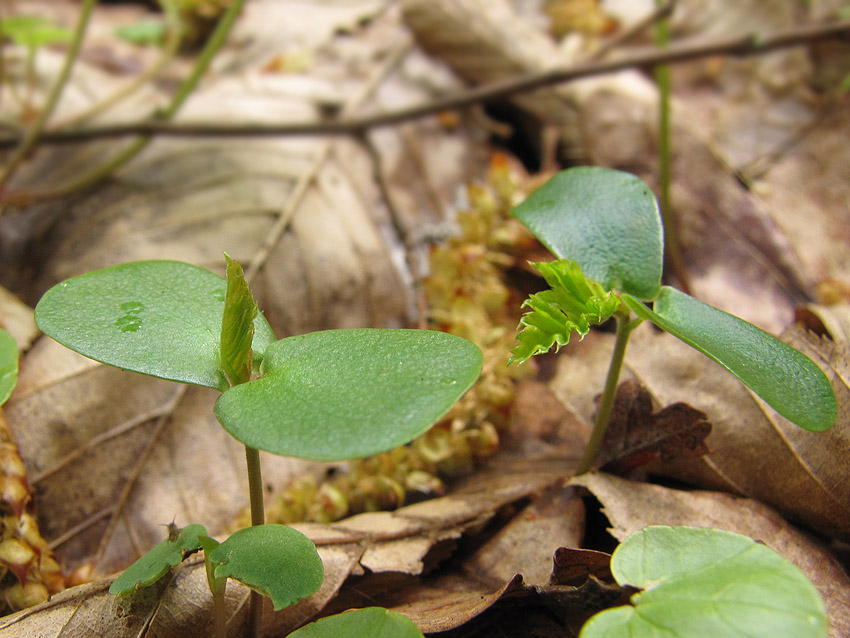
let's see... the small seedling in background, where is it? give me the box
[580,526,827,638]
[509,166,836,474]
[0,16,72,116]
[35,256,482,637]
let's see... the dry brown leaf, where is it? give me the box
[555,324,850,541]
[0,458,568,637]
[597,378,711,471]
[464,481,585,587]
[572,471,850,638]
[548,547,612,587]
[796,303,850,344]
[5,337,319,578]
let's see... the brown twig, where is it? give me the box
[0,18,846,152]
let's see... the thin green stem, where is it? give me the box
[211,590,226,638]
[0,0,96,194]
[244,445,265,527]
[653,0,689,293]
[575,311,637,475]
[244,444,264,638]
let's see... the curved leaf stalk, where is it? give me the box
[575,309,641,475]
[1,0,246,206]
[0,0,97,198]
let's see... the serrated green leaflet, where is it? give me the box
[511,259,620,363]
[289,607,425,638]
[621,287,836,431]
[34,261,276,392]
[510,167,663,300]
[0,330,17,406]
[208,524,323,611]
[580,526,827,638]
[220,254,256,386]
[214,329,483,460]
[109,524,207,595]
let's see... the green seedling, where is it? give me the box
[510,167,836,474]
[114,19,167,46]
[0,329,17,406]
[1,16,73,112]
[35,256,481,637]
[580,526,827,638]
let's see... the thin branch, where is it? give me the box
[0,0,97,191]
[0,0,247,207]
[0,18,846,151]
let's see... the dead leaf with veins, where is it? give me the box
[597,378,711,472]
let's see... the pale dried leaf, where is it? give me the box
[0,458,567,637]
[464,482,585,587]
[572,471,850,638]
[6,337,317,577]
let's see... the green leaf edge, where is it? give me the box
[0,329,18,406]
[34,260,276,393]
[209,524,324,611]
[287,607,425,638]
[214,328,483,461]
[109,523,207,595]
[621,288,837,431]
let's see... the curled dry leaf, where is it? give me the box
[554,323,850,542]
[796,303,850,344]
[597,378,711,472]
[0,458,568,637]
[571,472,850,638]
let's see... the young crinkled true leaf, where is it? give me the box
[621,287,837,432]
[109,524,207,595]
[511,259,620,364]
[0,329,17,406]
[220,254,256,387]
[289,607,425,638]
[207,524,323,611]
[580,526,827,638]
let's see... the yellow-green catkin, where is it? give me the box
[258,155,537,527]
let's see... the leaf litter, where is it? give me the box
[0,0,848,635]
